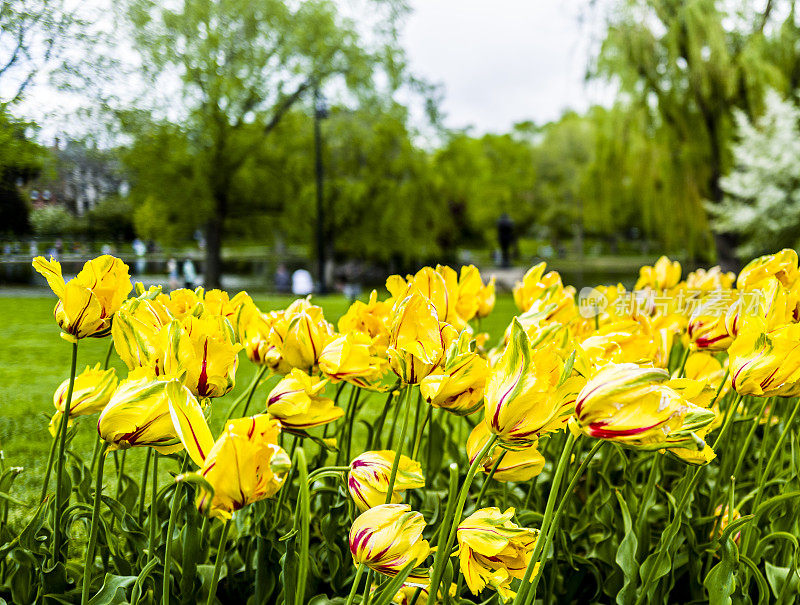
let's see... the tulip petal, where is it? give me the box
[167,380,215,467]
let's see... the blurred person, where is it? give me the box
[133,238,147,275]
[292,267,313,295]
[497,213,515,268]
[275,263,290,293]
[167,257,179,290]
[183,258,198,288]
[29,240,38,257]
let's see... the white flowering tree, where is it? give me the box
[710,90,800,258]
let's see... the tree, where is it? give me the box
[0,108,46,235]
[120,0,411,287]
[711,89,800,257]
[591,0,793,268]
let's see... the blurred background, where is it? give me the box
[0,0,797,294]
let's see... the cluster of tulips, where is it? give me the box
[5,248,800,604]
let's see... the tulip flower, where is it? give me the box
[202,289,254,342]
[387,266,462,329]
[574,363,716,452]
[49,364,118,435]
[318,332,388,389]
[729,319,800,397]
[687,301,733,351]
[512,262,576,321]
[241,308,276,365]
[112,290,172,372]
[32,254,132,341]
[685,266,736,292]
[387,292,446,384]
[476,276,496,320]
[97,368,187,454]
[162,315,241,399]
[467,422,544,482]
[634,256,681,291]
[349,504,431,577]
[156,288,203,319]
[348,451,425,511]
[484,320,583,448]
[266,369,344,429]
[456,507,539,600]
[682,352,730,399]
[169,389,290,519]
[710,504,742,541]
[338,290,392,355]
[281,304,334,371]
[736,248,799,290]
[419,331,489,416]
[454,264,484,323]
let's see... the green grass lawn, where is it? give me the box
[0,292,518,507]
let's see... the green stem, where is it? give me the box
[411,405,432,461]
[52,340,78,564]
[205,519,232,605]
[39,417,61,505]
[633,390,739,605]
[81,442,110,605]
[115,450,127,500]
[428,434,497,600]
[138,448,152,524]
[362,569,374,605]
[148,453,160,562]
[103,339,114,370]
[294,448,310,605]
[676,346,690,378]
[472,450,506,512]
[163,455,190,605]
[517,430,578,605]
[740,396,800,556]
[345,563,366,605]
[384,385,414,503]
[373,386,398,450]
[225,366,268,423]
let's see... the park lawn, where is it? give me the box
[0,292,518,509]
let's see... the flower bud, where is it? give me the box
[348,451,425,511]
[33,255,132,340]
[50,364,118,435]
[318,332,388,389]
[282,304,334,371]
[419,331,488,416]
[349,504,431,577]
[266,369,344,429]
[98,369,187,454]
[387,293,446,384]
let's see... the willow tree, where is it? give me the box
[121,0,409,287]
[592,0,791,268]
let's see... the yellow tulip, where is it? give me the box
[682,352,729,399]
[349,504,431,577]
[729,319,800,397]
[574,363,716,452]
[387,292,446,384]
[467,422,544,482]
[97,369,187,454]
[266,369,344,429]
[454,265,487,323]
[387,266,462,329]
[456,507,539,600]
[281,304,334,371]
[512,262,576,321]
[736,248,799,290]
[348,451,425,511]
[162,315,241,399]
[419,331,489,416]
[318,332,388,389]
[112,289,172,372]
[685,266,736,292]
[484,320,582,448]
[476,276,496,320]
[687,301,733,351]
[49,364,118,435]
[634,256,681,291]
[240,307,276,366]
[202,289,254,342]
[338,290,392,355]
[32,255,132,341]
[169,391,290,519]
[155,288,202,320]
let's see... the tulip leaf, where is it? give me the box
[87,573,137,605]
[703,536,738,605]
[614,490,639,605]
[765,561,800,599]
[738,554,770,605]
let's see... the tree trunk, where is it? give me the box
[204,213,224,290]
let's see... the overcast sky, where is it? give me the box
[402,0,601,133]
[11,0,606,139]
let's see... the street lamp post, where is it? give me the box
[314,86,329,294]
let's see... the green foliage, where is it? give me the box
[0,108,46,235]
